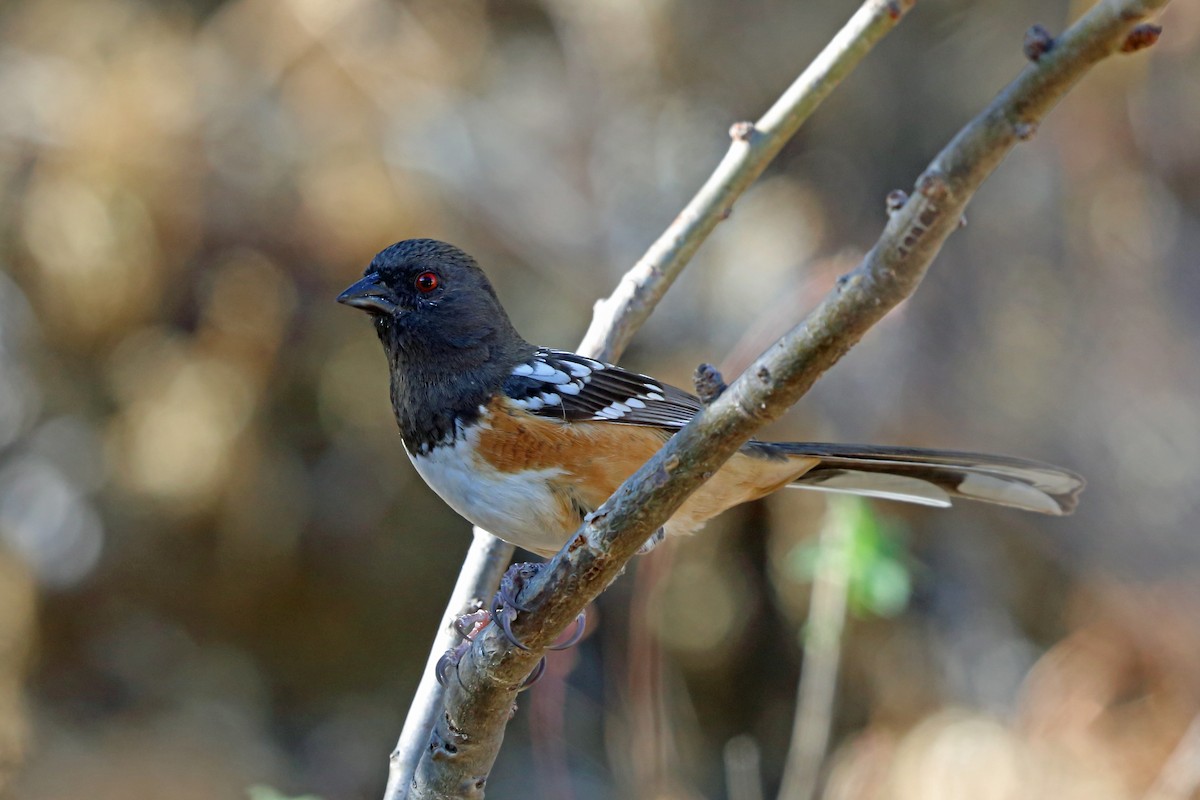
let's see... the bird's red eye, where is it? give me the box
[415,271,439,293]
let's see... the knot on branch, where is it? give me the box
[729,121,757,142]
[1014,120,1038,141]
[694,363,728,403]
[885,189,908,216]
[916,172,949,202]
[1121,24,1162,53]
[1023,24,1055,61]
[894,182,945,259]
[429,727,460,761]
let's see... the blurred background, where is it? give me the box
[0,0,1197,797]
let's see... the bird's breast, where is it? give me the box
[405,419,574,556]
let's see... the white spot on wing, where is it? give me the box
[559,382,582,395]
[564,361,591,377]
[530,360,558,378]
[512,363,534,376]
[625,397,646,409]
[540,392,561,406]
[527,360,570,384]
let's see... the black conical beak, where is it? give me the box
[337,272,398,315]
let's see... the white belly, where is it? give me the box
[406,428,571,556]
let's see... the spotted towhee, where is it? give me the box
[338,239,1083,557]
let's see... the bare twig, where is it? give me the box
[577,0,917,361]
[625,542,677,795]
[410,0,1168,795]
[384,530,512,800]
[776,500,855,800]
[386,2,914,798]
[725,735,766,800]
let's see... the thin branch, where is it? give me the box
[383,530,512,800]
[776,500,855,800]
[578,0,916,362]
[724,735,766,800]
[386,2,914,798]
[411,0,1169,796]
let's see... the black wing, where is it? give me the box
[502,348,701,429]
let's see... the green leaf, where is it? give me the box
[854,557,911,618]
[787,497,914,619]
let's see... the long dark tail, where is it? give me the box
[752,442,1084,515]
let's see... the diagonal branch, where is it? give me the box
[578,0,917,362]
[384,2,914,798]
[411,0,1169,796]
[384,531,513,800]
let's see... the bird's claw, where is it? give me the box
[435,607,492,688]
[490,562,543,650]
[497,562,540,613]
[519,656,547,691]
[435,639,472,688]
[438,562,589,690]
[547,612,587,651]
[453,609,490,641]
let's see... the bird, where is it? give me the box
[337,238,1084,559]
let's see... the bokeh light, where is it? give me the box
[0,0,1197,797]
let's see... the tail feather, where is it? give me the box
[756,442,1084,516]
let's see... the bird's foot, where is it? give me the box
[434,641,470,688]
[453,608,491,641]
[434,608,490,688]
[491,562,586,652]
[435,563,586,691]
[493,562,585,690]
